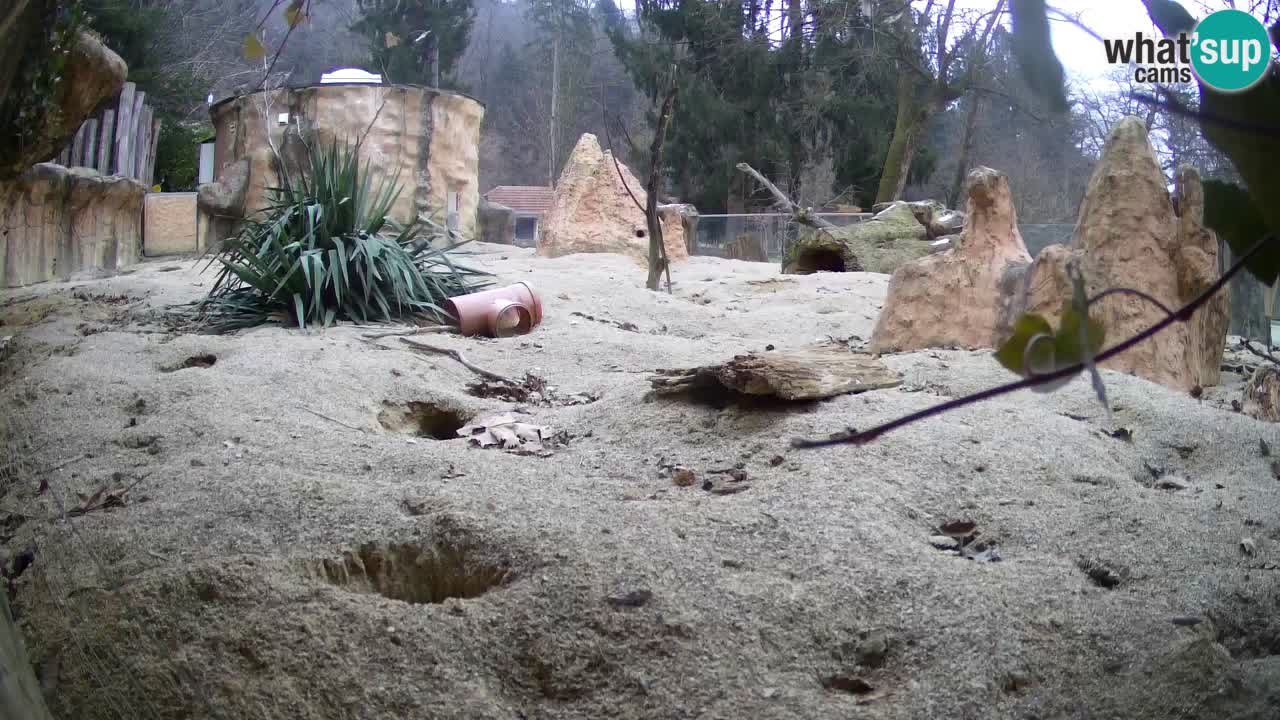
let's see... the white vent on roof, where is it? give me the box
[320,68,383,85]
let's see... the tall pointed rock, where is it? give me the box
[1012,117,1228,391]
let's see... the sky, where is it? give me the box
[1038,0,1162,82]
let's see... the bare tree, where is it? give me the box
[873,0,1007,204]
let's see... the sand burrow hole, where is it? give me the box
[377,400,470,440]
[161,353,217,372]
[308,540,512,604]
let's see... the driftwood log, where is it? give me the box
[649,344,900,401]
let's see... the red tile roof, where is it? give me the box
[484,185,554,216]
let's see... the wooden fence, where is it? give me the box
[55,81,159,185]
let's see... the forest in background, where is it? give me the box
[82,0,1240,221]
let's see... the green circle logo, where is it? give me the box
[1190,9,1272,92]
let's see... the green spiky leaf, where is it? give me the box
[194,140,492,333]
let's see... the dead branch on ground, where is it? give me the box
[360,325,456,340]
[396,338,515,383]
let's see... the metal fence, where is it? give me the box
[692,214,1077,263]
[691,213,870,261]
[1019,223,1074,257]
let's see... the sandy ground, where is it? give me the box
[2,244,1280,720]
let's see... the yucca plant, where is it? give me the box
[195,139,490,331]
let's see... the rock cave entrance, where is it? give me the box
[793,248,849,274]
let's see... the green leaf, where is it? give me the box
[994,308,1105,393]
[285,0,306,27]
[1203,179,1278,285]
[995,313,1054,375]
[1054,307,1106,370]
[1009,0,1068,113]
[243,33,267,61]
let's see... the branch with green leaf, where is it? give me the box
[796,0,1280,450]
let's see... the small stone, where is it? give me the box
[1156,475,1189,490]
[671,467,697,487]
[853,631,889,668]
[606,589,653,608]
[1002,671,1032,693]
[769,455,784,466]
[1241,538,1258,556]
[929,535,960,551]
[189,459,205,467]
[761,687,779,699]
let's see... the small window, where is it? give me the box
[515,216,538,247]
[446,191,460,231]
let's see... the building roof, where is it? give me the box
[484,185,554,216]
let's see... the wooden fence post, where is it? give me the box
[97,109,114,174]
[145,116,161,187]
[113,82,135,176]
[84,118,98,171]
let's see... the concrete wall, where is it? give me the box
[207,84,484,243]
[0,163,144,288]
[143,192,199,256]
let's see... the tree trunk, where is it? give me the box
[548,29,560,187]
[0,0,35,108]
[946,92,982,208]
[875,74,927,205]
[646,73,678,291]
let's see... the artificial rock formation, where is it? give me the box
[1011,117,1229,392]
[0,30,127,181]
[0,163,144,287]
[205,85,483,247]
[870,167,1032,353]
[537,134,689,264]
[784,202,931,275]
[478,198,516,245]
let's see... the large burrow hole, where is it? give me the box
[309,541,511,604]
[161,353,217,372]
[377,400,470,440]
[793,248,848,274]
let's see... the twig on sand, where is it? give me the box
[297,406,365,432]
[397,338,514,383]
[0,453,88,478]
[361,325,457,340]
